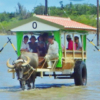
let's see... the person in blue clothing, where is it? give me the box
[28,36,38,53]
[38,41,46,56]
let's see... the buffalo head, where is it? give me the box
[6,56,31,79]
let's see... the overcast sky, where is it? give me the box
[0,0,99,13]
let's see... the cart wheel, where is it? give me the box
[74,61,87,86]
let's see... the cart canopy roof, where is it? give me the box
[11,14,97,32]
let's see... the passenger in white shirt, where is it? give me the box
[21,35,30,52]
[45,36,59,68]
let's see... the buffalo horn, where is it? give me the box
[6,59,14,69]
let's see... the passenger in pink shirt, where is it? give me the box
[66,35,76,50]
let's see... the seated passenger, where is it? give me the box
[37,35,43,42]
[38,41,46,56]
[37,35,44,47]
[21,35,30,52]
[28,36,38,53]
[42,33,49,53]
[66,35,76,50]
[74,36,82,50]
[45,36,59,68]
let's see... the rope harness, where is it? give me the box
[21,66,36,81]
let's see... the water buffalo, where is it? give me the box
[6,52,38,90]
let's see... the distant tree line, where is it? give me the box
[0,3,100,33]
[0,3,32,22]
[34,3,98,16]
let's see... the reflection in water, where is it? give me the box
[0,83,74,92]
[0,35,100,100]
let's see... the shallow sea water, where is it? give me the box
[0,35,100,100]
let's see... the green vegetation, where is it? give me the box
[0,3,99,34]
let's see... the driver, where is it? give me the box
[45,36,59,68]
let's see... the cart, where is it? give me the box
[8,15,96,86]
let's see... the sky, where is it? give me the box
[0,0,99,13]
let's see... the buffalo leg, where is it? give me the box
[21,81,26,90]
[31,72,36,89]
[19,81,22,88]
[27,79,31,89]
